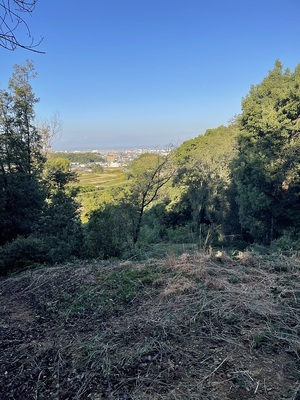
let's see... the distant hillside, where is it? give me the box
[174,124,239,167]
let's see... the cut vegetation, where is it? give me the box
[1,250,300,399]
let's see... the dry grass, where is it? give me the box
[76,169,126,188]
[1,251,300,399]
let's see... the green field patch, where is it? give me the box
[73,168,127,221]
[76,168,126,188]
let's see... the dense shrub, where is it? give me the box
[83,203,135,259]
[0,236,49,275]
[271,229,300,253]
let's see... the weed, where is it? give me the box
[253,330,270,349]
[207,269,217,276]
[274,264,289,272]
[228,275,239,284]
[225,313,239,325]
[101,266,158,302]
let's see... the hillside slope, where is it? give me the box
[1,251,300,399]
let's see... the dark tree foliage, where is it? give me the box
[38,157,83,263]
[172,125,240,246]
[0,62,81,273]
[0,61,45,244]
[232,61,300,244]
[84,203,135,259]
[0,172,44,244]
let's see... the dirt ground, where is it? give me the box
[1,251,300,399]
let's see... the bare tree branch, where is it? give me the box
[0,0,44,52]
[36,111,63,155]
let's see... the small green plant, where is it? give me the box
[253,330,269,349]
[225,313,239,325]
[101,267,158,303]
[53,266,160,318]
[228,275,239,284]
[273,264,289,272]
[207,269,217,276]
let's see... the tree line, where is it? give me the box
[1,60,300,274]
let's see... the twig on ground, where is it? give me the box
[202,357,228,382]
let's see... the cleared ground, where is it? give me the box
[1,250,300,399]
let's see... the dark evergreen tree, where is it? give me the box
[232,61,300,243]
[38,156,82,262]
[84,202,135,259]
[0,61,45,245]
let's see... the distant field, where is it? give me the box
[73,168,127,221]
[76,167,127,188]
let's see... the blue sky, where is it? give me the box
[1,0,300,150]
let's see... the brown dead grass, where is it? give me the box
[1,251,300,399]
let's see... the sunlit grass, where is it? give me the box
[75,168,127,188]
[72,168,127,221]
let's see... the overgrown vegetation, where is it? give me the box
[1,60,300,272]
[0,61,82,273]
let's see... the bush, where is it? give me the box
[271,229,300,253]
[84,203,135,259]
[0,236,49,275]
[166,224,195,244]
[42,234,82,264]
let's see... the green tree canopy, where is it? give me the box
[0,61,45,244]
[127,152,176,244]
[232,60,300,243]
[171,124,240,245]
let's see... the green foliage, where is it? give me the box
[39,157,83,263]
[7,61,45,174]
[0,61,46,245]
[51,151,105,164]
[0,173,45,244]
[127,152,175,244]
[0,236,49,275]
[101,267,158,303]
[44,156,77,191]
[174,124,238,169]
[84,202,135,259]
[166,224,195,244]
[38,190,83,263]
[171,124,240,245]
[58,266,159,317]
[91,164,104,173]
[0,62,84,271]
[271,229,300,253]
[4,59,300,273]
[232,60,300,243]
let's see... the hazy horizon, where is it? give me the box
[2,0,300,150]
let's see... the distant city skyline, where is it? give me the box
[51,133,189,152]
[1,0,300,150]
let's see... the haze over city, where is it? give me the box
[1,0,300,150]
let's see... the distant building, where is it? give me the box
[106,154,116,163]
[109,162,120,168]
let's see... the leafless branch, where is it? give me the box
[0,0,44,52]
[37,112,63,155]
